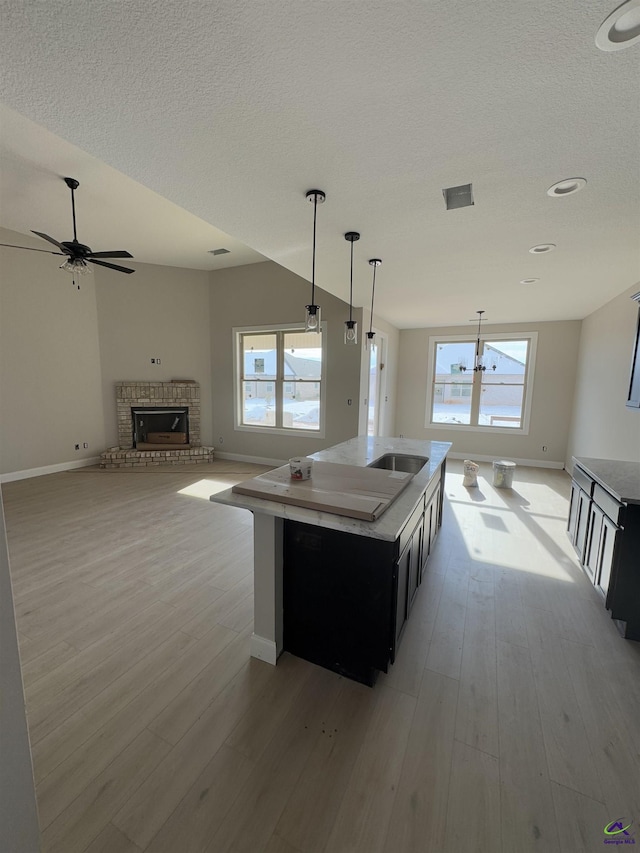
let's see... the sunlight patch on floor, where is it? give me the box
[177,479,234,499]
[446,473,577,583]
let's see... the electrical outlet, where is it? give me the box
[156,358,161,364]
[83,442,89,449]
[219,436,224,444]
[542,445,548,452]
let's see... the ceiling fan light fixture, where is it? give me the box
[60,257,92,275]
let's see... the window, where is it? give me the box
[235,325,324,435]
[426,333,537,432]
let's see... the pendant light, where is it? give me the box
[344,231,360,345]
[366,258,381,348]
[459,310,496,373]
[304,189,326,333]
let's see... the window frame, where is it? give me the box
[233,322,326,438]
[424,331,538,434]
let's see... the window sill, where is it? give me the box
[234,424,325,439]
[424,422,530,436]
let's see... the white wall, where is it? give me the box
[210,261,362,462]
[0,229,105,475]
[396,320,582,465]
[566,284,640,466]
[95,261,212,447]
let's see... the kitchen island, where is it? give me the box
[210,437,451,684]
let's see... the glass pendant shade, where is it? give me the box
[366,330,376,349]
[60,258,91,276]
[305,304,321,332]
[344,319,358,345]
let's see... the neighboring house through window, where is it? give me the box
[426,333,537,432]
[235,324,325,435]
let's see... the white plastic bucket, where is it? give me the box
[493,460,515,488]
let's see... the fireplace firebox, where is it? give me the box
[132,407,189,449]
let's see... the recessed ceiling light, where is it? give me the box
[547,178,587,197]
[529,244,556,254]
[520,278,540,284]
[208,248,230,255]
[596,0,640,50]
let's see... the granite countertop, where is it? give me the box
[573,457,640,505]
[210,436,452,541]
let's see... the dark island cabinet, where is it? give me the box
[283,462,445,686]
[568,461,640,640]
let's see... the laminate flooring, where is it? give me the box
[3,459,639,853]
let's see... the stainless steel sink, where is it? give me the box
[367,453,429,474]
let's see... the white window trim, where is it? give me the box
[424,331,538,435]
[233,321,327,439]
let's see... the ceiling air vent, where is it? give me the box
[209,248,230,256]
[442,183,474,210]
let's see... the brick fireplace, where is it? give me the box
[100,381,214,469]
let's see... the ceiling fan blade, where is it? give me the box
[0,242,64,255]
[88,258,135,274]
[87,250,134,259]
[31,231,69,252]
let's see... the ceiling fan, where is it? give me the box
[0,176,135,287]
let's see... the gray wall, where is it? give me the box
[0,490,41,852]
[566,283,640,466]
[396,320,582,465]
[210,261,362,461]
[0,228,105,474]
[95,261,212,448]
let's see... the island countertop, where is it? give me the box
[210,436,451,542]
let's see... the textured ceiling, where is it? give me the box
[0,0,638,328]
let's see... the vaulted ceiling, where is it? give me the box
[1,1,638,328]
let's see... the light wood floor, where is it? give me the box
[3,459,639,853]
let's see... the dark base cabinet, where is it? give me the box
[283,463,444,686]
[568,461,640,641]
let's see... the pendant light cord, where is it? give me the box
[311,194,318,306]
[349,239,354,323]
[369,264,377,334]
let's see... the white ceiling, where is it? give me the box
[0,0,638,328]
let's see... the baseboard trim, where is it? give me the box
[447,452,564,470]
[0,457,102,483]
[250,634,278,665]
[215,451,286,467]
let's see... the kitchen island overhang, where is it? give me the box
[210,437,451,677]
